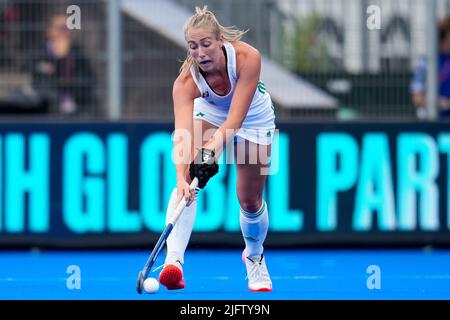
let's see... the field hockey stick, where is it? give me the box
[136,177,199,294]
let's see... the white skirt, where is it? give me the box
[193,98,276,145]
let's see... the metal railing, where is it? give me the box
[0,0,448,120]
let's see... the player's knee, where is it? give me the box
[238,196,262,214]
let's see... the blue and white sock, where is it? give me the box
[165,188,197,265]
[240,200,269,258]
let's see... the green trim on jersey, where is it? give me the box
[257,80,266,94]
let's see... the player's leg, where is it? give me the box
[236,140,271,256]
[235,139,272,291]
[159,119,218,289]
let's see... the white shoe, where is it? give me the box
[243,252,272,292]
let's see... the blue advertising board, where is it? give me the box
[0,121,448,247]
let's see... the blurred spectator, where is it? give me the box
[0,1,19,69]
[32,13,96,116]
[410,15,450,120]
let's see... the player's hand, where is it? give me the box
[176,178,197,207]
[189,148,219,189]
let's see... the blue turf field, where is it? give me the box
[1,248,450,300]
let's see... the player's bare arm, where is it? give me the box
[172,73,200,204]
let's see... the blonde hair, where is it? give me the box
[180,6,248,76]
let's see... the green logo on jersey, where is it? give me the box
[257,80,266,94]
[195,112,205,117]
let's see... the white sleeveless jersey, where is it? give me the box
[190,42,276,145]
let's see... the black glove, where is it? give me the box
[189,148,219,189]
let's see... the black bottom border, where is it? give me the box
[1,300,449,318]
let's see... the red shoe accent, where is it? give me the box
[158,265,185,290]
[249,287,272,292]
